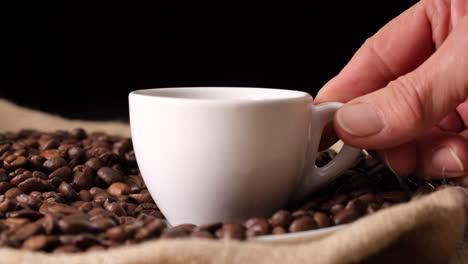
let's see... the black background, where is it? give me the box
[0,2,417,121]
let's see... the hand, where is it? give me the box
[315,0,468,183]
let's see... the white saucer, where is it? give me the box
[250,225,346,241]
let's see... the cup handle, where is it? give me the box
[293,102,362,203]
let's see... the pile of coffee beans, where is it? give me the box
[0,129,413,253]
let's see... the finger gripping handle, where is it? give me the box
[293,102,362,203]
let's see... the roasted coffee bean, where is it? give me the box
[70,128,87,139]
[292,209,314,218]
[122,203,137,216]
[93,191,110,204]
[0,198,17,212]
[40,149,62,159]
[111,163,124,172]
[23,235,59,251]
[87,245,105,251]
[330,204,345,215]
[135,219,166,241]
[73,233,102,248]
[6,209,42,220]
[357,193,376,204]
[53,244,80,253]
[105,225,135,242]
[289,216,317,233]
[28,155,45,170]
[244,218,269,237]
[89,211,119,226]
[161,224,192,239]
[138,209,164,218]
[58,214,95,234]
[191,230,215,239]
[88,207,107,217]
[41,214,58,234]
[71,201,86,208]
[178,224,196,231]
[72,165,94,190]
[0,221,8,233]
[97,152,120,166]
[43,157,67,172]
[124,150,137,167]
[113,140,132,154]
[366,203,381,214]
[85,158,104,171]
[0,182,11,194]
[39,202,79,215]
[217,224,246,240]
[114,195,130,203]
[319,194,349,210]
[68,159,80,169]
[42,192,65,204]
[58,234,80,246]
[5,187,22,199]
[134,203,158,213]
[128,191,152,204]
[0,169,9,182]
[269,210,293,227]
[58,182,79,200]
[313,212,330,228]
[381,201,393,208]
[77,202,94,213]
[0,144,10,155]
[79,190,93,202]
[67,147,86,162]
[124,174,145,190]
[49,167,72,182]
[16,194,41,209]
[97,167,123,185]
[89,186,105,196]
[18,178,44,193]
[3,155,27,171]
[345,199,366,213]
[119,216,136,225]
[10,172,32,186]
[9,222,43,242]
[39,139,60,151]
[48,177,63,188]
[193,222,222,233]
[246,219,270,237]
[272,226,287,235]
[107,182,130,196]
[333,208,361,225]
[1,218,30,229]
[29,192,43,202]
[32,171,47,180]
[378,191,408,202]
[9,168,25,179]
[104,202,126,216]
[13,148,27,156]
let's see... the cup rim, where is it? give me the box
[129,87,312,104]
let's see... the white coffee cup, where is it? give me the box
[129,87,361,226]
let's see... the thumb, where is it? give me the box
[334,17,468,150]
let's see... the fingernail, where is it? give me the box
[432,146,466,177]
[336,104,384,137]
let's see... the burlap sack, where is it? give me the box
[1,98,468,264]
